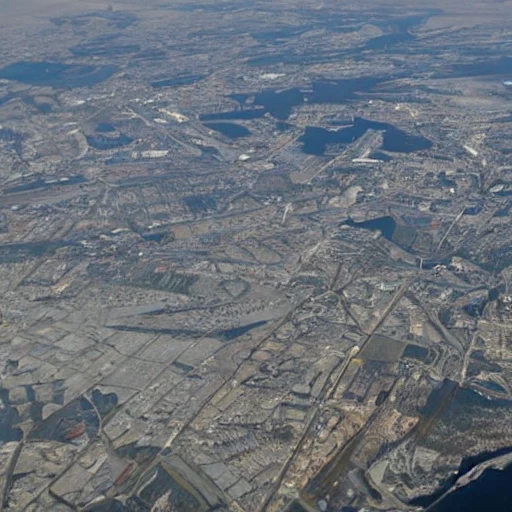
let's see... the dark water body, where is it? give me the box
[492,115,512,123]
[489,286,501,302]
[494,203,511,217]
[0,388,23,443]
[0,92,16,106]
[345,216,396,241]
[412,450,512,512]
[494,189,512,197]
[20,94,53,114]
[250,87,303,120]
[24,385,35,402]
[467,350,502,377]
[436,57,512,79]
[369,151,392,161]
[301,117,431,155]
[87,134,132,150]
[246,11,436,67]
[204,122,251,138]
[142,232,165,243]
[183,195,217,213]
[200,109,266,121]
[0,61,118,88]
[476,380,507,394]
[411,387,512,510]
[463,204,483,216]
[233,78,383,120]
[427,464,512,512]
[403,344,430,361]
[95,122,116,133]
[151,74,206,88]
[91,389,118,418]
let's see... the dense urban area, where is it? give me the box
[1,0,512,511]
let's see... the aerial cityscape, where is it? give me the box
[1,0,512,511]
